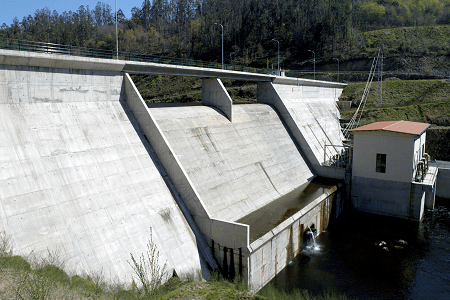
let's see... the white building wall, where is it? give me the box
[352,131,415,183]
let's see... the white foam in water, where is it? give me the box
[307,226,321,252]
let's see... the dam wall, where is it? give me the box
[257,78,346,179]
[0,62,203,282]
[145,77,344,288]
[0,48,347,291]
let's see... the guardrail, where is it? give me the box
[0,37,267,74]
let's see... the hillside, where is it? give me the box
[131,74,257,104]
[339,78,450,160]
[299,25,450,80]
[340,79,450,125]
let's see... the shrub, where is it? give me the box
[33,265,70,285]
[0,256,31,271]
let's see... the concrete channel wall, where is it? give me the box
[248,186,339,291]
[147,77,345,290]
[0,63,203,282]
[202,78,232,121]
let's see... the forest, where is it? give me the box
[1,0,450,68]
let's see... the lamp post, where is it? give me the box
[308,50,315,80]
[333,57,339,82]
[115,1,118,60]
[271,39,280,73]
[214,23,223,69]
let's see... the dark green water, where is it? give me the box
[237,177,338,243]
[268,199,450,299]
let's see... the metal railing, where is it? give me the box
[0,37,267,74]
[323,144,352,169]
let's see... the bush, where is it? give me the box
[0,256,31,271]
[33,265,70,285]
[71,274,104,296]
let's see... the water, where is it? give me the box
[237,177,338,243]
[268,199,450,299]
[306,226,321,252]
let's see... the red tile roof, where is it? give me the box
[350,120,430,135]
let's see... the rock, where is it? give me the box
[397,239,408,246]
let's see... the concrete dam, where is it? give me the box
[0,49,346,290]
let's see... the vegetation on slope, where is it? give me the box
[340,78,450,160]
[131,74,257,104]
[0,231,354,300]
[362,25,450,58]
[340,79,450,126]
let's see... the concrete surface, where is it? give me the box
[0,64,203,283]
[351,176,414,219]
[351,168,437,221]
[122,61,274,81]
[248,185,339,291]
[257,80,345,178]
[124,73,222,274]
[0,48,273,82]
[124,73,249,281]
[149,104,315,222]
[430,161,450,199]
[202,78,232,121]
[0,49,350,291]
[0,49,125,72]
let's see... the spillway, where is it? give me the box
[0,48,347,291]
[149,104,314,222]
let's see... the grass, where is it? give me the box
[131,74,257,104]
[0,230,353,300]
[340,79,450,126]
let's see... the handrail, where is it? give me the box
[0,37,267,74]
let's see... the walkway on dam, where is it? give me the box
[0,39,274,82]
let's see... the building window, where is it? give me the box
[376,153,386,173]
